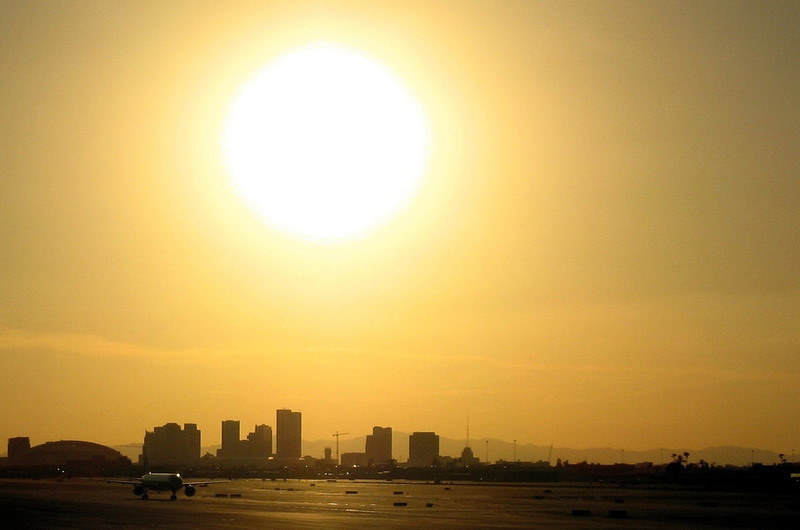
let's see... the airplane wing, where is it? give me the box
[99,478,142,485]
[183,479,230,486]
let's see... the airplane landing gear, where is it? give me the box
[141,493,149,500]
[170,493,177,501]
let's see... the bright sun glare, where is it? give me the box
[222,43,429,242]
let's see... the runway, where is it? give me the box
[1,478,797,528]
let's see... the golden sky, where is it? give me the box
[2,1,799,455]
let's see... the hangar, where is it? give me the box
[3,439,132,477]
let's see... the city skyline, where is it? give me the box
[5,409,795,469]
[5,424,791,469]
[2,2,799,455]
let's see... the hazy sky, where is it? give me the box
[2,1,799,455]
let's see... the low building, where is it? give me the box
[341,452,369,468]
[3,440,131,476]
[459,446,480,466]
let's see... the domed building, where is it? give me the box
[460,445,480,466]
[5,440,132,477]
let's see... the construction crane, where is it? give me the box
[332,431,349,464]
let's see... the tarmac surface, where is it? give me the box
[1,478,798,528]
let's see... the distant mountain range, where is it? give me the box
[110,434,785,467]
[298,434,785,467]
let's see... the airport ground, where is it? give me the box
[1,477,799,528]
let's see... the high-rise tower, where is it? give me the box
[276,409,302,460]
[221,420,241,458]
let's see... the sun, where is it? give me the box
[222,43,429,242]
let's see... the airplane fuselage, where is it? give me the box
[133,473,196,500]
[140,472,184,491]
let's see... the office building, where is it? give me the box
[221,420,241,458]
[408,431,439,467]
[276,409,302,460]
[365,426,392,465]
[217,421,272,468]
[143,423,201,467]
[247,424,272,457]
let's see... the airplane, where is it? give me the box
[105,472,229,500]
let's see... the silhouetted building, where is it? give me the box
[365,426,392,465]
[221,420,241,458]
[460,445,479,466]
[8,437,30,460]
[143,423,200,468]
[341,452,368,467]
[408,432,439,467]
[276,409,302,461]
[247,424,272,457]
[4,440,131,476]
[216,421,273,468]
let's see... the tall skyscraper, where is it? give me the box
[221,420,241,458]
[183,423,201,463]
[408,431,439,467]
[365,426,392,465]
[276,409,302,460]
